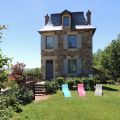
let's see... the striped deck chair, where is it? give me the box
[78,84,86,96]
[62,84,71,97]
[95,84,102,96]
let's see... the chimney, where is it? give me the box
[45,14,49,25]
[86,10,91,25]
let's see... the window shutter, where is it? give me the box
[77,34,81,49]
[63,34,68,49]
[77,58,81,74]
[64,59,68,74]
[54,35,58,49]
[41,35,45,49]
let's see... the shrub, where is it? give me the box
[74,77,83,85]
[54,77,65,89]
[82,78,95,91]
[3,84,19,108]
[2,83,34,107]
[66,78,75,90]
[45,77,96,93]
[0,82,33,119]
[17,88,34,105]
[0,107,13,120]
[117,78,120,84]
[14,104,22,113]
[45,81,58,94]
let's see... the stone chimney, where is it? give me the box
[45,14,49,25]
[86,10,91,25]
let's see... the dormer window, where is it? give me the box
[63,16,70,26]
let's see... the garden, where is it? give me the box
[13,84,120,120]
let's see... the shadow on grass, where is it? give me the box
[103,86,119,91]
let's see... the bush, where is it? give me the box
[0,83,34,120]
[0,107,13,120]
[2,84,34,107]
[82,78,95,91]
[54,77,65,89]
[14,104,22,113]
[66,78,75,90]
[66,77,95,91]
[74,77,83,85]
[117,78,120,84]
[45,77,96,93]
[3,84,19,108]
[55,77,65,86]
[17,88,34,105]
[45,81,58,94]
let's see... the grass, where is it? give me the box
[13,84,120,120]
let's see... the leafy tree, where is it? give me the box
[101,37,120,81]
[9,62,26,86]
[93,34,120,82]
[0,25,7,42]
[24,67,41,80]
[93,49,103,69]
[0,26,11,92]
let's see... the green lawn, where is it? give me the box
[13,85,120,120]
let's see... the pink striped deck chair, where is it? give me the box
[78,84,86,96]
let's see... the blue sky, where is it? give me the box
[0,0,120,68]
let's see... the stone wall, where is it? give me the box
[41,29,93,79]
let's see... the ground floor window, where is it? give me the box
[68,59,77,74]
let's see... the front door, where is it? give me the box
[46,60,53,80]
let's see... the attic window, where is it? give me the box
[63,16,70,26]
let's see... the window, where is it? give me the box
[68,59,77,74]
[46,36,53,49]
[63,16,69,26]
[68,35,77,48]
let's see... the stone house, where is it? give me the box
[39,10,96,80]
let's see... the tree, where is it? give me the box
[9,62,26,86]
[93,34,120,82]
[0,26,11,92]
[101,38,120,81]
[24,67,41,80]
[93,49,103,70]
[0,25,7,42]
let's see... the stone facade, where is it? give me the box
[39,10,96,80]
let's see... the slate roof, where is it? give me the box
[51,10,88,26]
[40,10,96,32]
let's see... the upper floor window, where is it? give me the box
[46,36,53,49]
[68,59,77,74]
[68,35,77,48]
[63,16,70,26]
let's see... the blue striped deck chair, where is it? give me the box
[62,84,71,97]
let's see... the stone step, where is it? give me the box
[35,93,46,96]
[35,89,46,92]
[35,91,46,94]
[35,85,45,87]
[35,91,45,94]
[35,86,45,89]
[34,81,46,96]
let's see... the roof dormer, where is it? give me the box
[61,10,71,29]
